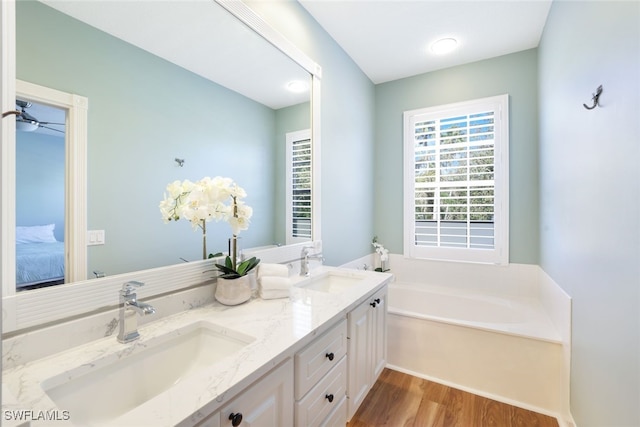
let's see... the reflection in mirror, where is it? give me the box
[15,100,66,291]
[15,0,311,288]
[4,0,320,332]
[286,129,312,245]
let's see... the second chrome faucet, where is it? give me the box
[300,246,324,276]
[117,281,156,343]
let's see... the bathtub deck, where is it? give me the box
[349,368,559,427]
[388,282,562,343]
[427,295,561,344]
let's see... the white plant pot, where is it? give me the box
[215,275,252,305]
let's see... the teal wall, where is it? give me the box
[539,1,640,425]
[374,49,539,264]
[18,0,377,271]
[17,1,283,275]
[248,1,377,266]
[14,1,640,422]
[15,132,65,241]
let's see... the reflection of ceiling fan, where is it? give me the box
[16,100,65,133]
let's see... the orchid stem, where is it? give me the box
[202,220,207,260]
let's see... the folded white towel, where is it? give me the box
[260,288,290,300]
[258,263,289,278]
[259,276,292,291]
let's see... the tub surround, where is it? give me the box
[387,319,564,420]
[388,282,560,343]
[539,268,572,423]
[372,254,572,426]
[343,253,569,339]
[2,265,391,426]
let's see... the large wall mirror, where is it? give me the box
[2,0,321,332]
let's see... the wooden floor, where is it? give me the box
[348,368,559,427]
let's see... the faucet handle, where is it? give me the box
[121,281,144,296]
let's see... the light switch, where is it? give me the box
[87,230,105,246]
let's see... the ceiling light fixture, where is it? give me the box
[430,38,458,55]
[286,80,309,93]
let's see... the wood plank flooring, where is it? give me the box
[348,368,559,427]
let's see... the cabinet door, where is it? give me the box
[220,358,293,427]
[370,288,387,381]
[347,299,372,420]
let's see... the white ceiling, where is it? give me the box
[39,0,310,110]
[299,0,552,84]
[25,0,552,134]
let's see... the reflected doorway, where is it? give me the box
[15,99,66,291]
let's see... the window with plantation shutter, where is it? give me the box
[403,95,509,264]
[286,129,312,244]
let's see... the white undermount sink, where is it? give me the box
[295,270,367,293]
[41,321,254,425]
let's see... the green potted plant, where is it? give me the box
[213,255,260,279]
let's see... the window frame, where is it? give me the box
[285,129,312,245]
[403,94,509,265]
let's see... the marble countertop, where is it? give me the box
[2,266,392,426]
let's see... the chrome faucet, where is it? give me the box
[117,281,156,343]
[300,246,324,276]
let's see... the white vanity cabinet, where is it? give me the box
[370,287,388,381]
[193,283,388,427]
[196,358,294,427]
[294,319,348,427]
[220,358,294,427]
[347,286,388,420]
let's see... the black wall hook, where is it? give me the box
[583,85,603,110]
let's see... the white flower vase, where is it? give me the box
[215,275,252,305]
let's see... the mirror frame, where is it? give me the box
[1,0,321,333]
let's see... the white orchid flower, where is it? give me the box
[161,176,253,236]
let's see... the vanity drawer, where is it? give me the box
[320,394,347,427]
[295,319,347,399]
[295,355,347,427]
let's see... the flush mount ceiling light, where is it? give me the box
[286,80,309,93]
[16,120,39,132]
[430,38,458,55]
[14,99,65,133]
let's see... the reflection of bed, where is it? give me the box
[16,242,65,288]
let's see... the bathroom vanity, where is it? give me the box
[2,267,391,426]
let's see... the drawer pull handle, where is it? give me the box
[325,352,335,361]
[370,298,381,308]
[325,393,334,403]
[229,412,243,426]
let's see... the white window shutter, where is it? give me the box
[404,95,509,264]
[286,129,312,244]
